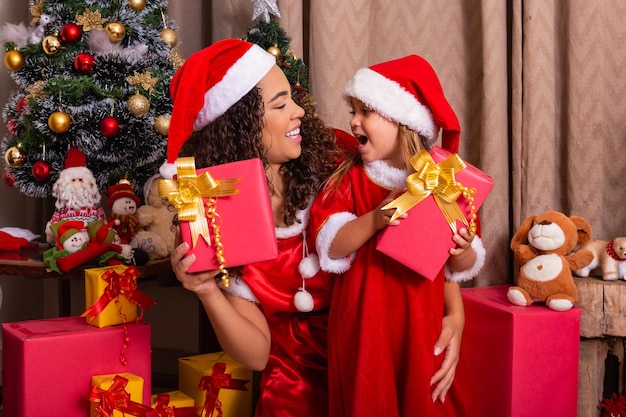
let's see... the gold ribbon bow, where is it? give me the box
[158,157,240,248]
[382,150,471,234]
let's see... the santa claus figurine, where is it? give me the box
[107,182,144,244]
[45,147,106,245]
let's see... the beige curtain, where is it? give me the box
[171,0,626,287]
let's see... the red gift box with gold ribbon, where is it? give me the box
[160,158,277,276]
[376,146,494,280]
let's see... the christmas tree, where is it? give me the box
[244,19,309,91]
[1,0,183,199]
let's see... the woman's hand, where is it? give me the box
[170,241,222,297]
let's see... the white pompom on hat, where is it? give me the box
[343,55,461,153]
[161,38,277,178]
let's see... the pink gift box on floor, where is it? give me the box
[460,285,580,417]
[376,146,493,280]
[175,158,277,273]
[2,316,151,417]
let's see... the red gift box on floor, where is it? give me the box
[460,285,580,417]
[2,316,151,417]
[376,146,493,280]
[164,158,277,273]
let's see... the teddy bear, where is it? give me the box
[507,210,595,311]
[574,237,626,281]
[131,173,176,259]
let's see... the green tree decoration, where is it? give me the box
[1,0,183,198]
[244,19,310,92]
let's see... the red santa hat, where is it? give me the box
[64,147,87,169]
[343,55,461,153]
[161,38,276,178]
[107,183,141,208]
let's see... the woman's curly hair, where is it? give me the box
[178,85,340,227]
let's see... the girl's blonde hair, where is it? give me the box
[324,124,431,193]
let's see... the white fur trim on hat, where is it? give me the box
[315,211,357,273]
[343,67,437,145]
[159,161,177,180]
[444,236,486,283]
[194,43,276,131]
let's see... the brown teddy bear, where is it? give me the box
[574,237,626,281]
[130,173,176,259]
[508,210,594,311]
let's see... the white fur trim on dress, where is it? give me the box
[444,236,486,283]
[219,276,259,304]
[364,160,407,189]
[275,204,310,239]
[316,211,357,273]
[343,67,437,147]
[194,44,276,131]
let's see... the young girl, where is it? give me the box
[310,55,485,417]
[165,38,339,417]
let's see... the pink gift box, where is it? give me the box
[376,146,493,280]
[460,285,580,417]
[178,158,277,273]
[2,316,151,417]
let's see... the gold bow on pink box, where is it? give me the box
[382,150,477,234]
[159,157,240,248]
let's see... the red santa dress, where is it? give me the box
[311,159,483,417]
[224,206,332,417]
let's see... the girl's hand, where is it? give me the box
[170,241,222,298]
[375,188,407,229]
[449,227,475,256]
[430,313,462,403]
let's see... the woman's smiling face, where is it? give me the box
[258,65,305,165]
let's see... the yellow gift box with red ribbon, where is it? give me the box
[159,157,277,278]
[376,146,493,280]
[178,351,253,416]
[151,390,197,416]
[89,373,151,417]
[83,265,156,328]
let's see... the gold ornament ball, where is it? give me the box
[160,28,178,47]
[42,35,62,55]
[48,111,71,134]
[5,146,25,167]
[267,44,281,59]
[154,115,170,135]
[105,22,126,43]
[4,50,25,71]
[127,92,150,116]
[128,0,146,11]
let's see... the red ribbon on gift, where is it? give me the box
[81,265,156,324]
[88,375,152,417]
[152,393,200,417]
[198,362,249,417]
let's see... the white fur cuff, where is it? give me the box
[219,276,259,303]
[316,212,357,273]
[444,236,486,282]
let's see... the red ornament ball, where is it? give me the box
[60,23,83,43]
[99,115,120,138]
[32,160,51,182]
[3,169,15,187]
[74,52,95,74]
[7,119,20,135]
[17,96,28,113]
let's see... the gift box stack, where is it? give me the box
[2,265,155,417]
